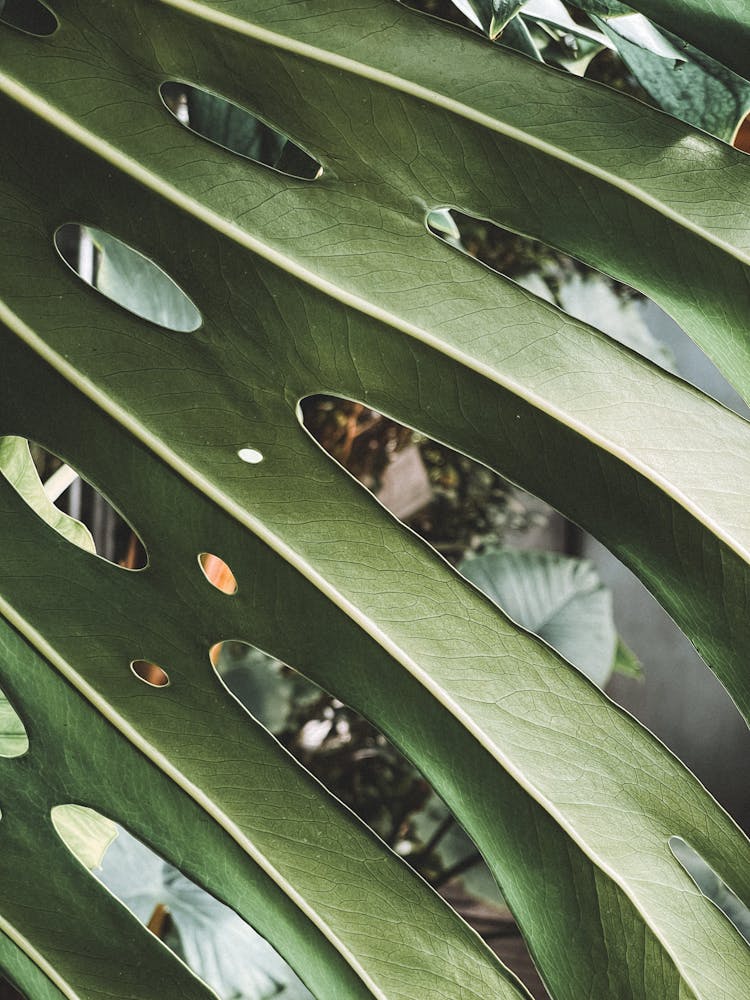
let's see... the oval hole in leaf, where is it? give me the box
[426,206,750,418]
[130,659,170,687]
[0,436,147,568]
[209,639,509,914]
[54,223,202,333]
[160,81,322,180]
[669,836,750,943]
[238,447,263,465]
[52,806,314,999]
[0,0,57,36]
[197,553,238,595]
[0,684,29,759]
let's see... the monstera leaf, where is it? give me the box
[0,2,748,1000]
[459,549,626,687]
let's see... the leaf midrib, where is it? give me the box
[0,917,81,1000]
[0,300,706,1000]
[163,0,750,267]
[0,588,388,1000]
[1,74,747,571]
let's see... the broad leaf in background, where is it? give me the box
[213,642,320,736]
[459,549,631,686]
[94,829,314,1000]
[0,685,27,759]
[583,7,684,61]
[594,19,750,143]
[606,0,750,81]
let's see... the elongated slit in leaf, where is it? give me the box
[159,82,322,180]
[669,835,750,944]
[0,437,147,568]
[54,223,202,333]
[299,395,638,688]
[0,0,57,36]
[208,640,509,911]
[52,806,313,999]
[426,206,750,415]
[197,553,238,595]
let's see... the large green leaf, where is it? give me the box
[0,609,529,1000]
[459,549,621,687]
[0,2,748,1000]
[2,0,748,718]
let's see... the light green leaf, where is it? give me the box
[613,637,644,679]
[0,436,95,554]
[96,829,314,1000]
[599,12,685,61]
[460,549,619,686]
[51,805,119,872]
[0,684,27,759]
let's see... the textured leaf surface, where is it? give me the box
[0,611,528,1000]
[459,549,619,686]
[3,0,748,719]
[0,2,748,1000]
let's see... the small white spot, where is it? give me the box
[238,447,263,464]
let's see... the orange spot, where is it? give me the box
[131,659,170,687]
[733,111,750,153]
[198,553,238,595]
